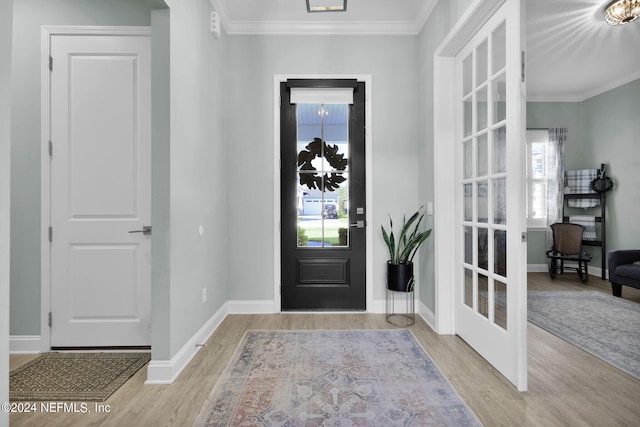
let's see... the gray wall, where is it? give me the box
[416,0,474,312]
[10,0,154,336]
[579,80,640,267]
[1,0,14,423]
[223,35,419,303]
[526,79,640,272]
[165,0,230,358]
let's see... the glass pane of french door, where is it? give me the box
[296,104,350,248]
[460,19,509,332]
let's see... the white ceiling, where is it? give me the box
[212,0,640,101]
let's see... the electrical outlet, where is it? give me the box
[202,287,207,303]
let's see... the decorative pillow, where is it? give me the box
[634,261,640,266]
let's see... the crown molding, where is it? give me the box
[224,20,421,35]
[209,0,437,35]
[528,70,640,103]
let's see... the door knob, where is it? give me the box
[349,220,366,229]
[129,226,152,235]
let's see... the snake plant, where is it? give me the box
[381,207,432,265]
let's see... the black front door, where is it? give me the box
[280,80,366,310]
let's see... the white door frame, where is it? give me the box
[434,0,527,391]
[273,74,373,313]
[40,26,152,351]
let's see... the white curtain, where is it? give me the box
[546,128,567,250]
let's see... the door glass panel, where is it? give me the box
[464,98,473,138]
[463,54,473,96]
[478,227,488,270]
[464,184,473,221]
[464,140,473,179]
[495,229,507,277]
[476,40,488,85]
[478,181,488,223]
[492,73,507,124]
[296,103,349,248]
[494,178,507,225]
[493,127,507,173]
[478,273,489,318]
[464,268,473,308]
[464,226,472,264]
[494,279,507,330]
[476,86,488,132]
[477,133,488,177]
[492,22,506,74]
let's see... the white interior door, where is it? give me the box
[49,31,151,347]
[453,0,527,390]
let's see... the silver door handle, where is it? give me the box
[129,225,152,235]
[350,220,366,229]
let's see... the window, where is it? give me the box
[526,130,550,229]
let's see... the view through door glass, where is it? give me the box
[297,103,350,248]
[461,20,508,331]
[281,81,366,310]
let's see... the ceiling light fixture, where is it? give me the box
[306,0,347,13]
[604,0,640,25]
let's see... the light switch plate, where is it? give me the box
[426,202,433,215]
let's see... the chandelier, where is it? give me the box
[604,0,640,25]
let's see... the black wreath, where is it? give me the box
[297,137,347,191]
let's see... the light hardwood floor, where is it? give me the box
[10,273,640,426]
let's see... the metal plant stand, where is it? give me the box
[385,277,415,326]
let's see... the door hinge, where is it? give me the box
[48,312,52,328]
[48,226,53,242]
[49,55,53,71]
[521,231,528,242]
[48,141,53,157]
[521,51,525,83]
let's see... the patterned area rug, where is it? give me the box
[194,329,481,426]
[10,352,150,401]
[527,291,640,379]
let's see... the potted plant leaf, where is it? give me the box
[381,207,432,292]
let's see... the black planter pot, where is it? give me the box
[386,261,414,292]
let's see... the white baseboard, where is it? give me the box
[528,264,608,280]
[9,335,42,354]
[528,264,548,273]
[371,298,385,313]
[226,300,275,314]
[417,301,436,330]
[145,302,228,385]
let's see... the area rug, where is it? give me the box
[527,291,640,379]
[10,352,150,401]
[194,329,481,426]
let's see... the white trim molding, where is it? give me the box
[9,336,42,354]
[226,300,275,314]
[145,302,227,385]
[209,0,438,35]
[417,300,436,331]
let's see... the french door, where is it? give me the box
[453,0,527,390]
[280,80,366,310]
